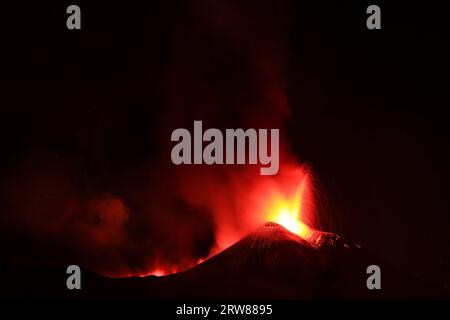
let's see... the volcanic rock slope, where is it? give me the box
[81,222,439,299]
[5,222,442,299]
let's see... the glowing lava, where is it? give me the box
[264,168,314,240]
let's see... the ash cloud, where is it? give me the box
[0,0,299,276]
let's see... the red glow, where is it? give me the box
[217,163,317,245]
[133,268,167,278]
[123,164,317,278]
[122,266,178,278]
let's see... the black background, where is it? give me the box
[1,0,449,293]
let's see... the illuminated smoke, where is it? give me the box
[0,0,318,277]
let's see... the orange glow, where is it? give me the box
[149,269,166,277]
[117,165,317,278]
[121,267,176,278]
[264,169,314,240]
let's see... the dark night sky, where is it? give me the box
[1,1,449,289]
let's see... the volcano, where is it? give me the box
[4,222,445,299]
